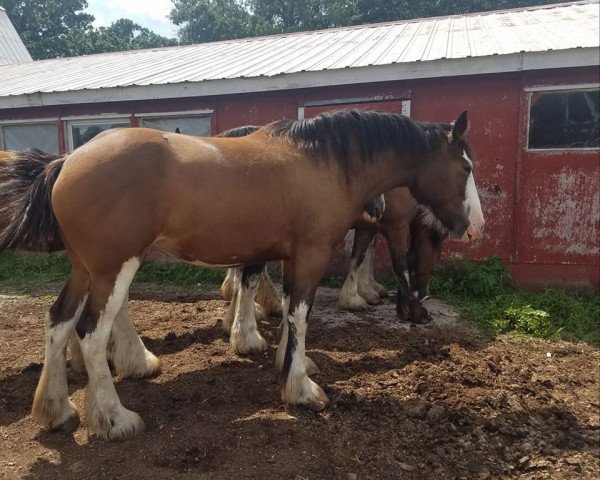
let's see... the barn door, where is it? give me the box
[515,87,599,270]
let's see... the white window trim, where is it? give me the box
[298,98,411,119]
[135,109,214,119]
[525,85,599,152]
[0,118,59,151]
[66,116,131,152]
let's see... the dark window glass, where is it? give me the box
[528,90,599,149]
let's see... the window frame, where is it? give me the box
[63,114,132,152]
[525,83,600,152]
[136,109,214,136]
[0,118,60,153]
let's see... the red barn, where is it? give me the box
[0,1,598,289]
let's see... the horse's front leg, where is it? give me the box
[338,226,376,311]
[278,250,330,411]
[383,224,430,324]
[408,219,445,302]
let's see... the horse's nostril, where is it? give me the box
[467,232,473,240]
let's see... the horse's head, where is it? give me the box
[411,111,474,240]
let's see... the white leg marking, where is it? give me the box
[281,302,328,411]
[275,296,319,375]
[32,296,88,431]
[109,292,160,378]
[366,241,389,298]
[79,258,145,441]
[275,295,290,373]
[338,259,368,311]
[222,268,241,333]
[220,268,235,300]
[256,269,282,316]
[230,270,268,355]
[68,332,86,373]
[357,243,384,305]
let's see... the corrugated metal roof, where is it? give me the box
[0,7,33,65]
[0,1,597,107]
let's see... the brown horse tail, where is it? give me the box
[0,149,65,252]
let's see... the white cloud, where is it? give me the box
[86,0,177,38]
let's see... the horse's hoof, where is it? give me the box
[90,406,145,441]
[338,294,369,312]
[48,402,80,433]
[116,349,161,379]
[408,300,432,324]
[305,356,321,376]
[372,282,389,299]
[282,377,329,412]
[231,329,268,355]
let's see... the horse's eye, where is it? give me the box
[463,165,472,174]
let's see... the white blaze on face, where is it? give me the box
[459,150,485,243]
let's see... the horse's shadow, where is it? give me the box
[20,363,598,480]
[0,299,490,429]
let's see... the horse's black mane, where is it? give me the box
[264,110,451,177]
[218,125,260,138]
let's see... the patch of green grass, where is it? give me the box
[429,257,600,346]
[0,252,226,294]
[1,252,598,346]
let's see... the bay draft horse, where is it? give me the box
[0,110,474,440]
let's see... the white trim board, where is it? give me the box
[0,48,597,110]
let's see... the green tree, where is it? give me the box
[0,0,177,59]
[170,0,569,44]
[170,0,255,43]
[0,0,95,59]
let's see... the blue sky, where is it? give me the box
[86,0,178,38]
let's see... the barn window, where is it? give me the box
[528,89,599,150]
[0,122,59,154]
[66,117,131,151]
[138,112,212,136]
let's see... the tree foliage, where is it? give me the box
[0,0,176,60]
[170,0,568,44]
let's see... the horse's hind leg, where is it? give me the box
[108,291,161,378]
[32,264,90,432]
[255,268,282,317]
[220,268,235,301]
[338,226,375,311]
[357,239,385,305]
[222,267,241,333]
[76,257,144,441]
[365,239,389,298]
[67,293,160,379]
[230,264,268,355]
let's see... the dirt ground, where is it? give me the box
[0,285,598,480]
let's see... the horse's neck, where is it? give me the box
[351,151,415,206]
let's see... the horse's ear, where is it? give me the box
[449,110,468,143]
[174,127,181,134]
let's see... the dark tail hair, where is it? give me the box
[0,149,65,252]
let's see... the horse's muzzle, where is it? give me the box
[449,222,469,240]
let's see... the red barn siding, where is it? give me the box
[0,67,597,289]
